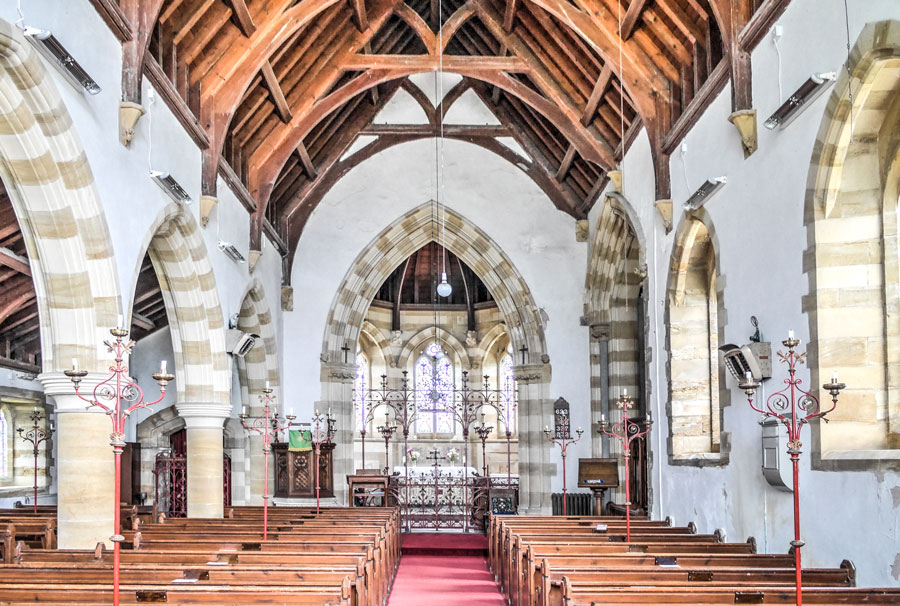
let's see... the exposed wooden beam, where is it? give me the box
[133,284,161,306]
[131,312,156,331]
[296,142,318,178]
[349,0,369,31]
[120,0,167,104]
[621,0,651,40]
[261,60,292,123]
[556,145,576,181]
[361,124,508,136]
[0,247,30,277]
[223,0,256,36]
[341,55,529,71]
[503,0,520,32]
[581,64,613,126]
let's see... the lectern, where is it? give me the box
[577,458,619,515]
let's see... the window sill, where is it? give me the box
[669,452,730,467]
[814,449,900,471]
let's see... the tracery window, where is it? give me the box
[499,351,517,435]
[415,342,454,434]
[354,352,369,430]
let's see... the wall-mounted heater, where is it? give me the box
[764,72,836,130]
[684,177,726,211]
[218,240,246,264]
[150,170,191,205]
[23,27,101,95]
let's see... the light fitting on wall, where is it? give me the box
[218,240,246,264]
[764,72,836,130]
[683,177,726,211]
[226,329,259,357]
[146,90,192,205]
[23,27,101,95]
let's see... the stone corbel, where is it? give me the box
[199,195,218,228]
[118,101,145,147]
[575,220,589,242]
[728,109,758,158]
[281,285,294,311]
[607,170,623,192]
[654,199,673,233]
[247,249,262,274]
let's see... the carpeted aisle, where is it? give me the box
[387,534,506,606]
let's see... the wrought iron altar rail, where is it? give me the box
[389,473,518,532]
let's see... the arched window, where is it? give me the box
[668,217,722,460]
[499,351,517,434]
[415,342,454,434]
[0,408,8,478]
[354,352,369,430]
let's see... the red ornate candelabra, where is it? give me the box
[473,414,493,478]
[239,385,294,540]
[17,410,54,513]
[308,409,337,514]
[599,390,651,541]
[543,423,583,516]
[64,325,173,606]
[737,334,843,606]
[376,410,397,475]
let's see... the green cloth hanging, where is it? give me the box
[288,429,312,451]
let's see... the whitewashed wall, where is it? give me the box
[592,0,900,586]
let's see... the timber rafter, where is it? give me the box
[102,0,775,265]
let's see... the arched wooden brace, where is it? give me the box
[280,131,579,283]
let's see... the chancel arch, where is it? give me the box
[320,202,551,512]
[665,209,729,465]
[804,19,900,465]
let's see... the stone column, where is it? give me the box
[40,372,115,549]
[513,363,553,514]
[176,403,230,518]
[320,362,356,505]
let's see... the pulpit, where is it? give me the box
[273,443,335,499]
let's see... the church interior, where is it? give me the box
[0,0,898,603]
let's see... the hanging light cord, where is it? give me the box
[842,0,854,144]
[617,0,625,172]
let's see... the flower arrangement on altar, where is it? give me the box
[445,447,460,463]
[407,448,420,463]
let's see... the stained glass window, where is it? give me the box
[354,353,369,430]
[500,352,517,434]
[415,342,454,434]
[0,409,8,477]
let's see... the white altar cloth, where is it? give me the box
[393,466,478,478]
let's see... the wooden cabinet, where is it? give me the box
[273,443,335,499]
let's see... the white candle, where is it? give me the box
[788,329,794,339]
[242,405,247,415]
[265,380,270,390]
[601,414,606,423]
[160,360,167,373]
[316,409,320,416]
[544,425,549,432]
[647,411,652,423]
[71,357,78,371]
[328,406,332,416]
[832,372,838,383]
[289,407,293,417]
[623,388,627,397]
[745,371,751,380]
[117,314,124,329]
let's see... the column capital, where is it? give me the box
[513,363,550,383]
[38,371,124,413]
[175,402,232,429]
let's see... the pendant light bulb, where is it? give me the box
[437,272,452,297]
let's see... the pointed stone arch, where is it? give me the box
[397,326,471,371]
[804,20,900,467]
[320,202,552,512]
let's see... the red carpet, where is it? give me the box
[401,532,488,556]
[388,554,506,606]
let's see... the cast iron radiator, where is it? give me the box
[551,492,593,515]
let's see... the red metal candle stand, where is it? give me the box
[239,387,294,540]
[376,410,397,475]
[308,409,336,514]
[543,424,583,516]
[17,410,54,513]
[64,326,173,606]
[738,337,844,606]
[474,415,493,478]
[599,392,651,541]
